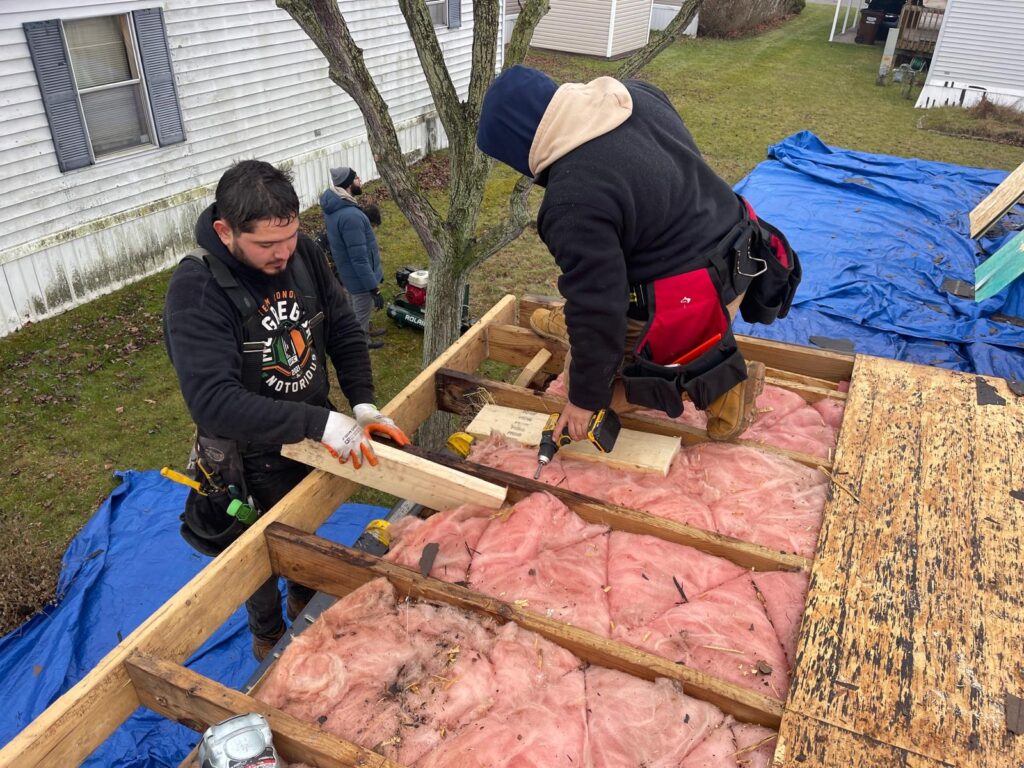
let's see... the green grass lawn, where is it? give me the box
[1,3,1022,633]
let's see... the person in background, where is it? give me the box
[320,167,385,350]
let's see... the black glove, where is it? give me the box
[372,290,384,310]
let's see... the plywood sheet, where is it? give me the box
[970,161,1024,239]
[786,355,1024,766]
[775,713,952,767]
[465,403,681,475]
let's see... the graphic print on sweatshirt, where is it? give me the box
[257,288,321,399]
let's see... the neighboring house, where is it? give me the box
[650,1,698,36]
[0,0,490,337]
[530,0,655,58]
[916,0,1024,111]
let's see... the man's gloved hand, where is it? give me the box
[371,290,384,311]
[321,411,376,469]
[353,403,411,446]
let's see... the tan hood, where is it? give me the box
[528,77,633,177]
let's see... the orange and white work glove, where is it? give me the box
[353,404,411,447]
[321,411,376,469]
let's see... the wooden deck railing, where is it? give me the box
[896,4,944,54]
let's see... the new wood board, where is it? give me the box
[465,403,681,475]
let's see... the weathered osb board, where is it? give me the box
[777,355,1024,767]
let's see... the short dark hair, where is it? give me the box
[362,203,382,227]
[215,160,299,233]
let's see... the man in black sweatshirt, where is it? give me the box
[164,160,407,659]
[476,66,799,443]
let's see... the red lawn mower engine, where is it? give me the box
[386,265,472,333]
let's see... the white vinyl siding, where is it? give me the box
[610,0,653,57]
[531,0,613,57]
[917,0,1024,109]
[0,0,473,335]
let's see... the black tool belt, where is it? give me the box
[621,197,801,415]
[179,433,256,557]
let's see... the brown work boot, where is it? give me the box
[705,361,766,442]
[252,627,286,662]
[529,306,569,346]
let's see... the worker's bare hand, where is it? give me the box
[555,403,594,443]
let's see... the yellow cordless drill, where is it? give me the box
[534,409,621,479]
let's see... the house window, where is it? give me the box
[24,9,186,173]
[426,0,448,26]
[63,15,154,158]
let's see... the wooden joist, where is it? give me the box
[466,403,682,476]
[281,439,508,510]
[970,160,1024,240]
[266,523,786,729]
[126,653,399,768]
[435,368,831,471]
[512,348,552,387]
[405,445,812,573]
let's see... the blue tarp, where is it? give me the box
[0,470,384,766]
[733,131,1024,379]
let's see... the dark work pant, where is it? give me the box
[243,450,317,640]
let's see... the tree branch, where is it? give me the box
[277,0,446,255]
[467,0,500,116]
[465,175,535,268]
[504,0,551,70]
[397,0,463,137]
[616,0,702,80]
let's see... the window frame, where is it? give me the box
[425,0,449,27]
[58,12,160,163]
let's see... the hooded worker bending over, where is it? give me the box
[477,66,800,442]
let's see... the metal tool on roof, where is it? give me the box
[199,713,281,768]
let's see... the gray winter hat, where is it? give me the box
[330,166,357,188]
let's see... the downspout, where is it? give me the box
[607,0,617,57]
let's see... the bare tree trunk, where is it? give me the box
[616,0,703,80]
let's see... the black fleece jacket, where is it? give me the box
[163,205,374,446]
[537,81,744,411]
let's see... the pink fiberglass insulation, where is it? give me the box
[614,572,791,699]
[467,435,826,558]
[680,719,777,768]
[387,502,493,581]
[584,666,727,767]
[751,570,810,670]
[385,493,807,700]
[546,374,844,460]
[258,577,777,766]
[469,493,610,634]
[606,532,746,630]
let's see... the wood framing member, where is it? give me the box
[265,524,786,729]
[465,404,682,476]
[0,295,519,768]
[434,368,831,471]
[970,160,1024,240]
[512,347,552,387]
[125,653,399,768]
[405,445,811,572]
[515,293,856,382]
[281,439,507,510]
